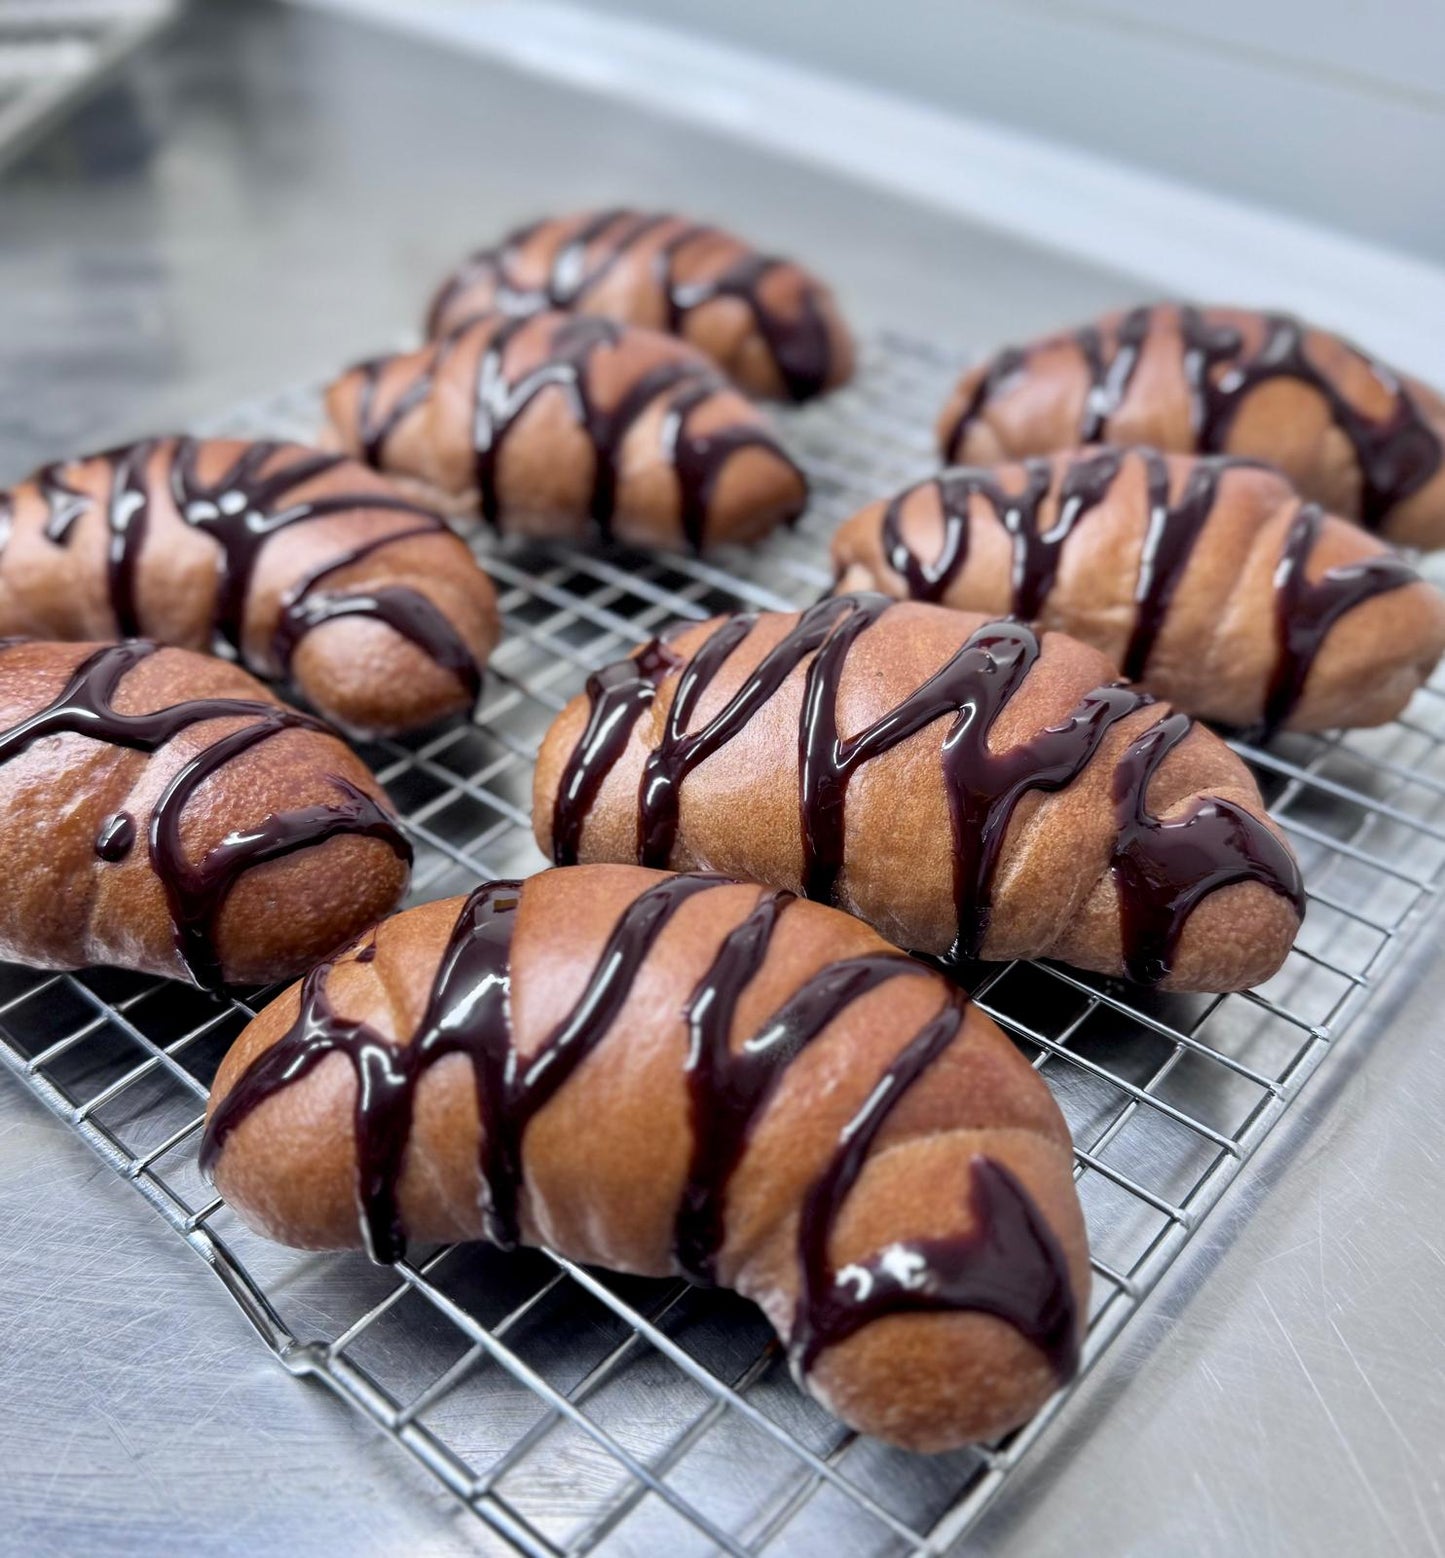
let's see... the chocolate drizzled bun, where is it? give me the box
[534,596,1304,992]
[425,208,854,402]
[0,439,500,738]
[325,311,808,553]
[938,306,1445,549]
[0,640,410,988]
[832,449,1445,734]
[202,864,1088,1451]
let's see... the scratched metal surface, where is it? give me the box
[2,3,1444,1556]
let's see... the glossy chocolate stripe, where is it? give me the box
[0,640,410,989]
[553,593,1303,982]
[201,871,1079,1381]
[426,208,840,401]
[10,438,473,691]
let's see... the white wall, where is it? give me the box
[581,0,1445,264]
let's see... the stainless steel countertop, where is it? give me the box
[2,4,1442,1554]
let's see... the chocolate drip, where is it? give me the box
[551,639,681,865]
[941,347,1027,459]
[201,870,1078,1381]
[275,587,481,700]
[95,810,136,861]
[1111,711,1304,983]
[676,889,924,1280]
[635,600,843,868]
[794,1150,1080,1380]
[1120,452,1235,680]
[791,1007,996,1372]
[558,592,1302,981]
[35,460,93,543]
[1077,306,1152,443]
[951,307,1443,530]
[269,518,482,701]
[0,641,411,989]
[480,871,725,1248]
[197,918,446,1265]
[102,441,153,635]
[356,352,446,470]
[669,250,832,403]
[794,605,1148,957]
[21,439,473,691]
[1174,308,1441,530]
[1262,503,1417,735]
[426,208,839,401]
[879,450,1122,616]
[457,312,799,549]
[877,449,1399,718]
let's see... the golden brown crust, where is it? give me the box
[204,865,1088,1451]
[425,209,855,401]
[0,640,409,985]
[0,439,500,738]
[325,311,808,551]
[831,449,1445,732]
[532,600,1302,992]
[937,305,1445,548]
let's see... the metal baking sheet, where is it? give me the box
[3,332,1444,1555]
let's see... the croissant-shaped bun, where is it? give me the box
[424,208,855,402]
[325,312,808,552]
[202,864,1088,1451]
[937,305,1445,549]
[533,595,1304,992]
[0,639,410,988]
[832,448,1445,734]
[0,438,499,738]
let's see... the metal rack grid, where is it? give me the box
[4,333,1445,1554]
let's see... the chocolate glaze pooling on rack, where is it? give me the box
[0,641,410,988]
[424,207,838,401]
[200,872,1079,1379]
[550,593,1303,980]
[354,312,804,551]
[945,305,1443,530]
[4,440,481,695]
[873,449,1417,731]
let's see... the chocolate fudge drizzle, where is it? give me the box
[5,439,480,694]
[1075,306,1153,443]
[425,207,837,401]
[551,639,681,866]
[877,448,1122,614]
[200,872,1079,1380]
[873,448,1418,727]
[356,312,804,551]
[271,523,482,701]
[1120,452,1236,680]
[947,305,1443,529]
[1175,308,1442,530]
[0,641,410,988]
[1263,503,1420,735]
[551,593,1304,981]
[1110,711,1296,982]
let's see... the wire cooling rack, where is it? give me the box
[5,333,1445,1556]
